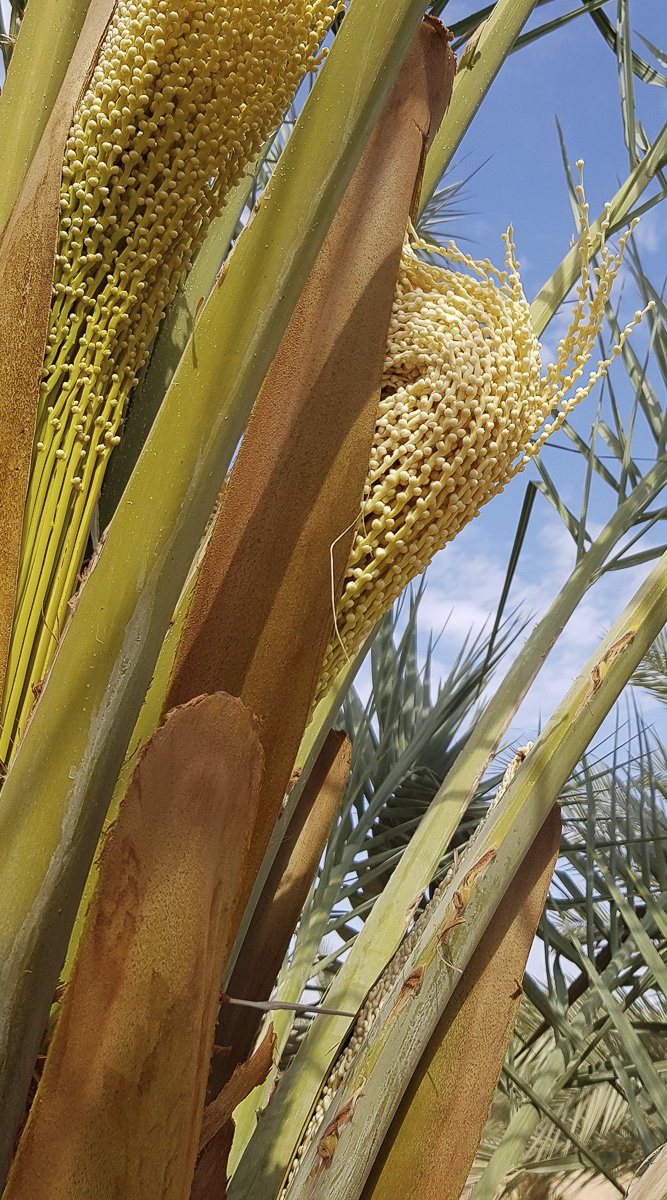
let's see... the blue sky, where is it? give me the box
[404,0,667,750]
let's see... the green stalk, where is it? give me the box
[419,0,539,209]
[280,548,667,1200]
[0,0,95,230]
[229,456,667,1193]
[0,0,434,1177]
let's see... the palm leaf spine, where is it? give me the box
[359,807,562,1200]
[209,731,351,1131]
[223,640,375,993]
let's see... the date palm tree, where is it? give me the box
[0,1,666,1198]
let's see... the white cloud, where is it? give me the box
[537,295,578,372]
[410,504,665,744]
[632,206,664,257]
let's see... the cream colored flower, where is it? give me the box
[317,166,647,701]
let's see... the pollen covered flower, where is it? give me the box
[2,0,338,760]
[316,166,647,700]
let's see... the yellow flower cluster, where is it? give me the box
[2,0,337,761]
[316,168,646,700]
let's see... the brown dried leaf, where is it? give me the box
[189,1120,234,1200]
[211,730,351,1092]
[361,807,561,1200]
[574,628,636,718]
[460,847,497,895]
[319,1080,366,1149]
[164,18,456,938]
[4,692,263,1200]
[384,967,425,1026]
[0,0,116,706]
[189,1025,276,1200]
[198,1025,276,1156]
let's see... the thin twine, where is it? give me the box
[329,513,363,667]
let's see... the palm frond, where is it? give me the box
[636,33,667,74]
[531,236,667,590]
[633,631,667,707]
[271,584,524,1061]
[415,157,486,245]
[588,7,667,89]
[470,714,667,1196]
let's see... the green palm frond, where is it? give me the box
[415,157,486,245]
[588,6,667,90]
[428,0,667,84]
[0,0,23,73]
[270,583,523,1062]
[469,715,667,1197]
[522,237,667,589]
[637,33,667,74]
[633,631,667,707]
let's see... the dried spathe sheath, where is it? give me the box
[1,0,338,760]
[317,169,648,699]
